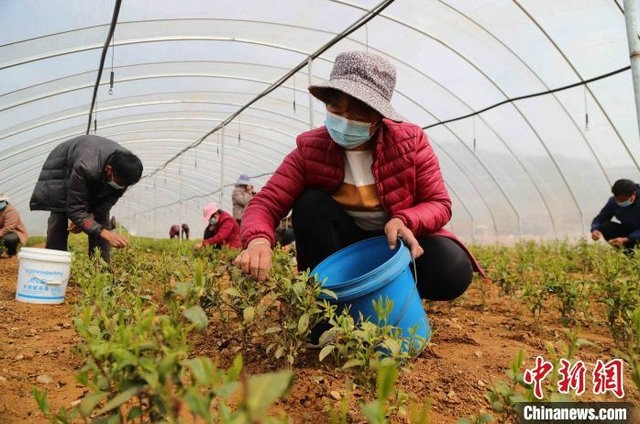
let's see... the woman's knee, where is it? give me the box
[416,236,473,301]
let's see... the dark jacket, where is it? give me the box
[30,135,130,234]
[591,184,640,242]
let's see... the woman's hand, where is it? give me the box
[234,237,273,281]
[384,217,424,259]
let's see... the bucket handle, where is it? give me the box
[387,254,420,329]
[411,256,418,286]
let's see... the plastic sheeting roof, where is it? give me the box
[1,0,637,243]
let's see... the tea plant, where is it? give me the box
[597,273,640,346]
[318,297,424,396]
[324,363,431,424]
[325,379,353,424]
[365,362,431,423]
[485,331,592,422]
[261,264,328,367]
[33,388,76,423]
[542,257,591,326]
[485,349,532,421]
[36,240,295,423]
[456,413,494,424]
[619,307,640,395]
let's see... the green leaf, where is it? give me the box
[479,413,494,423]
[376,363,397,400]
[92,413,120,424]
[183,388,211,419]
[183,357,214,386]
[382,338,401,357]
[228,354,243,380]
[342,358,363,369]
[172,282,191,298]
[216,381,241,399]
[224,287,242,297]
[183,305,208,331]
[265,326,282,334]
[126,406,144,421]
[318,328,337,346]
[275,346,285,359]
[32,388,50,414]
[292,281,306,296]
[297,313,309,334]
[96,385,144,415]
[78,391,108,416]
[243,306,255,324]
[320,288,338,300]
[246,372,293,418]
[362,399,385,424]
[319,345,335,362]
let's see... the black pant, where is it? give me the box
[292,190,473,301]
[46,211,111,262]
[598,221,640,252]
[0,232,20,256]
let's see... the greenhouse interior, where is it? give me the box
[2,1,640,423]
[3,0,638,243]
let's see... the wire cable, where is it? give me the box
[144,0,397,179]
[424,65,631,130]
[86,0,122,134]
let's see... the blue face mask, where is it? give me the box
[0,201,7,211]
[616,197,634,207]
[209,218,218,226]
[325,111,372,149]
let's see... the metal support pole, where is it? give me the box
[308,57,314,129]
[219,124,225,206]
[178,156,183,242]
[153,177,158,239]
[624,0,640,137]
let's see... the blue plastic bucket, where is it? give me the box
[311,236,430,351]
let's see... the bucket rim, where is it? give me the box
[311,236,411,295]
[18,247,71,258]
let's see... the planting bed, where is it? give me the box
[0,240,638,423]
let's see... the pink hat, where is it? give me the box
[202,202,219,223]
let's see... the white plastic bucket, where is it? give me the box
[16,247,72,304]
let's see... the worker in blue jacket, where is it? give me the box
[591,178,640,252]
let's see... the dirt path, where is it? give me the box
[0,255,84,423]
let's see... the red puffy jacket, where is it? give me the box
[203,210,241,248]
[241,119,483,275]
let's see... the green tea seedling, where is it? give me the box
[318,296,422,396]
[486,349,532,421]
[456,413,494,424]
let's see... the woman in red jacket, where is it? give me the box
[235,51,484,300]
[195,203,241,250]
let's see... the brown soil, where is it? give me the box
[1,254,638,423]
